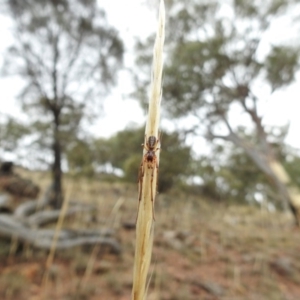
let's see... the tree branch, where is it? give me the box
[61,32,85,96]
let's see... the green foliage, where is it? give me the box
[193,144,269,204]
[0,118,31,152]
[266,46,299,91]
[165,2,298,120]
[66,139,95,177]
[157,131,191,191]
[192,132,300,206]
[234,0,258,17]
[280,147,300,188]
[96,127,144,171]
[92,126,192,192]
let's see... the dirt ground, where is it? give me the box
[0,173,299,300]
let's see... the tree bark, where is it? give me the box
[0,189,121,254]
[51,109,63,208]
[209,125,300,226]
[268,160,300,226]
[0,213,121,254]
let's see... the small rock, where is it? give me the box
[122,221,136,230]
[48,264,61,280]
[163,230,177,240]
[176,230,190,241]
[193,280,225,296]
[270,257,294,276]
[242,254,254,263]
[163,230,183,250]
[0,193,13,213]
[93,260,113,274]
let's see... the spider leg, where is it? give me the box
[150,160,158,221]
[155,160,159,196]
[156,131,162,146]
[141,134,147,148]
[138,161,144,202]
[136,159,145,223]
[150,166,155,220]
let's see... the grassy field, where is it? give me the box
[0,170,299,300]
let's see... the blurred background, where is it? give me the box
[1,0,300,299]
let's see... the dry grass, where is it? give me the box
[2,168,300,299]
[42,179,73,291]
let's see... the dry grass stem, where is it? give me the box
[132,1,165,300]
[81,196,124,287]
[42,181,73,291]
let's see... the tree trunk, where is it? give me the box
[51,110,63,208]
[231,134,300,225]
[268,160,300,226]
[211,130,300,225]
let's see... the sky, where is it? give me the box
[0,0,156,136]
[1,0,300,158]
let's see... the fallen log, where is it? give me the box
[14,198,49,218]
[26,206,91,227]
[0,213,121,254]
[0,176,121,255]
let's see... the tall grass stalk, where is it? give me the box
[132,1,165,299]
[81,196,125,288]
[42,180,73,291]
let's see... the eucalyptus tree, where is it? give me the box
[193,126,300,206]
[2,0,124,207]
[135,0,300,223]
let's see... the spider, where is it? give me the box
[138,134,160,220]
